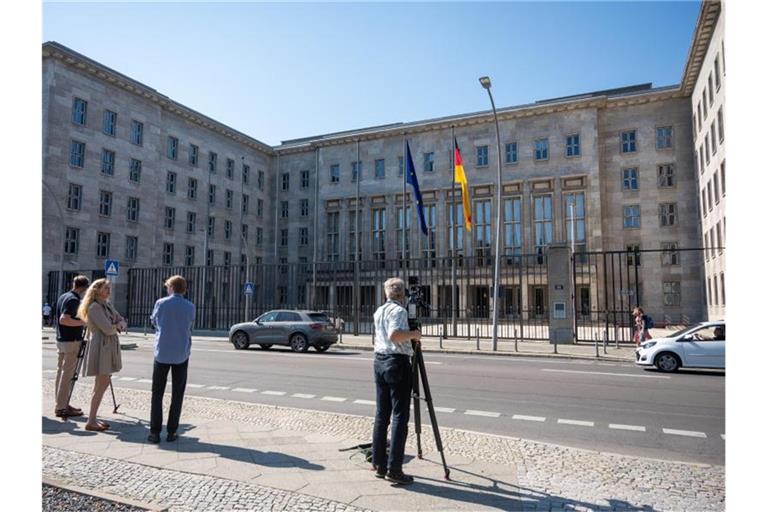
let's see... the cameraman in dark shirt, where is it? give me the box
[53,275,90,418]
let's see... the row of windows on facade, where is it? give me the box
[704,218,725,262]
[621,164,676,191]
[693,50,724,137]
[695,106,724,175]
[66,140,268,192]
[65,181,275,219]
[69,98,267,185]
[325,129,674,184]
[700,160,726,219]
[62,227,272,266]
[706,272,726,309]
[622,243,682,267]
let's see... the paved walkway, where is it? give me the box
[42,377,724,511]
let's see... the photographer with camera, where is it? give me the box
[371,277,421,485]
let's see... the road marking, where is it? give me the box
[191,348,442,364]
[261,390,286,396]
[232,388,257,393]
[721,434,725,440]
[662,428,707,438]
[137,379,153,383]
[434,407,456,413]
[291,393,315,399]
[119,377,137,381]
[609,424,646,432]
[513,415,546,422]
[321,396,347,402]
[187,384,206,388]
[558,419,594,427]
[465,410,501,418]
[207,385,229,391]
[43,369,56,374]
[542,369,671,379]
[353,399,376,405]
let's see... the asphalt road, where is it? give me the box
[43,337,725,465]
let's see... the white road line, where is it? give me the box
[609,424,646,432]
[662,428,707,438]
[434,407,456,413]
[321,396,347,402]
[43,369,56,373]
[558,419,594,427]
[465,410,501,418]
[207,385,230,391]
[137,379,153,383]
[187,384,206,388]
[119,377,137,381]
[261,390,286,396]
[353,399,376,405]
[513,414,546,422]
[542,369,671,379]
[232,388,257,393]
[721,434,725,440]
[291,393,315,399]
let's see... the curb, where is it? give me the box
[42,476,169,511]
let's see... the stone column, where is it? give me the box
[548,242,574,344]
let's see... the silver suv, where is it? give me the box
[229,310,339,352]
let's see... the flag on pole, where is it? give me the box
[405,141,428,235]
[453,138,472,231]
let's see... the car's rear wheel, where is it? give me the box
[259,344,273,350]
[655,352,681,372]
[314,345,330,352]
[290,333,309,353]
[232,331,250,350]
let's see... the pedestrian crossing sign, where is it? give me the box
[244,282,254,295]
[104,259,120,276]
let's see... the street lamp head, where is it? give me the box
[479,76,492,89]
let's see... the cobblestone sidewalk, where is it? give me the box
[42,379,724,511]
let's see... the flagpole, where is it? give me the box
[354,139,361,336]
[450,126,457,338]
[402,134,407,282]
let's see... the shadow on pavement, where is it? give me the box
[44,415,325,471]
[403,462,659,512]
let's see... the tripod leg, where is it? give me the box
[109,376,120,413]
[415,346,451,480]
[411,352,422,459]
[65,339,88,419]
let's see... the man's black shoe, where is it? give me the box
[166,432,178,442]
[147,433,160,444]
[373,465,387,479]
[385,471,414,485]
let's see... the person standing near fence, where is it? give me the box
[632,307,651,346]
[148,275,195,443]
[53,275,90,418]
[42,302,52,326]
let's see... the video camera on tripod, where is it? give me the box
[406,276,430,331]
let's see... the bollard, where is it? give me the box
[439,331,443,349]
[514,328,518,352]
[595,333,600,358]
[143,317,148,337]
[476,328,480,350]
[603,329,607,354]
[614,326,619,349]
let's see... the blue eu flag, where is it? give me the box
[405,141,428,236]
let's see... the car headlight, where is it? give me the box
[642,341,657,349]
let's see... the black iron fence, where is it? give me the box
[126,254,551,339]
[45,269,105,307]
[572,248,710,343]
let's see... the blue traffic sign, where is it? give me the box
[104,259,120,276]
[244,282,254,295]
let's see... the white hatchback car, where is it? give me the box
[635,321,725,372]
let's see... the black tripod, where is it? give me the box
[410,324,450,480]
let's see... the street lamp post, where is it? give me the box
[479,76,504,352]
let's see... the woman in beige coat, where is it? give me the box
[77,278,126,431]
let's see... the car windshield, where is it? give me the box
[670,324,712,338]
[308,313,330,323]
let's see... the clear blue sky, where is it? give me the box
[43,1,701,146]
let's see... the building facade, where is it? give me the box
[42,1,723,324]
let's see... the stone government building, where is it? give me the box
[42,1,724,326]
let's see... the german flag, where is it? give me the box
[453,138,472,231]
